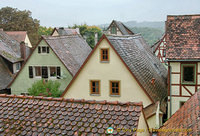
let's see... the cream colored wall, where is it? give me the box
[52,30,59,36]
[147,115,156,129]
[25,34,32,48]
[63,39,152,107]
[170,62,180,72]
[137,112,150,136]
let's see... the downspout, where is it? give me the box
[164,60,172,117]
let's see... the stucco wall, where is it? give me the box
[25,34,32,48]
[137,112,150,136]
[52,30,59,36]
[10,40,73,95]
[63,39,152,107]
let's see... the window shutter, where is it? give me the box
[29,66,33,78]
[57,67,61,77]
[38,47,41,53]
[42,67,48,78]
[47,47,49,53]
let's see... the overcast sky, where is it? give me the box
[0,0,200,27]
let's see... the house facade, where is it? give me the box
[62,34,168,128]
[8,34,91,95]
[151,34,167,64]
[5,31,32,48]
[166,15,200,118]
[105,20,134,35]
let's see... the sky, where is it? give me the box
[0,0,200,27]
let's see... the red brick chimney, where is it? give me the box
[20,41,26,60]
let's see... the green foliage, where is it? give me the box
[0,7,40,46]
[38,26,53,36]
[130,27,164,46]
[70,24,103,48]
[28,80,62,97]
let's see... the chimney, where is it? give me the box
[94,33,98,45]
[20,41,26,60]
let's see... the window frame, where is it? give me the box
[50,67,57,77]
[90,80,100,95]
[111,26,117,34]
[100,48,109,62]
[181,64,196,85]
[110,80,120,96]
[34,66,42,78]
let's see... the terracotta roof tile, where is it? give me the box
[0,94,144,135]
[159,90,200,135]
[166,14,200,60]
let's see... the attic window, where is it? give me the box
[38,46,49,54]
[111,26,117,34]
[100,48,109,62]
[90,80,100,95]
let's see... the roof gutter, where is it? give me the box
[167,59,200,62]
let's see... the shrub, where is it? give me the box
[28,79,62,97]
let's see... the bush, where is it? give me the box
[28,79,62,97]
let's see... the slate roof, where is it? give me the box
[159,91,200,136]
[0,57,13,90]
[0,94,144,136]
[54,27,80,36]
[107,35,168,108]
[0,30,22,63]
[5,31,27,43]
[166,14,200,60]
[107,20,134,35]
[43,35,92,76]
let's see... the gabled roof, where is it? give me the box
[0,30,22,63]
[159,90,200,136]
[107,20,134,35]
[5,31,27,43]
[151,34,166,53]
[43,35,91,76]
[62,34,168,108]
[166,14,200,60]
[0,94,144,135]
[0,57,13,90]
[52,27,80,36]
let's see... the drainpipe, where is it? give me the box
[164,59,172,117]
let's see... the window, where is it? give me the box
[38,46,49,54]
[16,63,21,72]
[50,67,56,77]
[180,101,185,108]
[110,81,120,95]
[100,49,109,62]
[111,26,117,34]
[163,49,166,57]
[181,64,196,84]
[90,80,100,95]
[42,67,48,78]
[35,67,41,77]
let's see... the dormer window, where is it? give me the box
[100,48,109,62]
[111,26,117,34]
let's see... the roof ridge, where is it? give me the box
[0,94,143,106]
[107,33,141,39]
[43,34,80,39]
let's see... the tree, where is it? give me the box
[0,7,40,46]
[70,24,103,48]
[38,26,53,36]
[28,80,62,97]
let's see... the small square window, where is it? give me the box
[100,49,109,62]
[90,81,100,94]
[182,64,196,84]
[110,81,120,95]
[42,47,47,53]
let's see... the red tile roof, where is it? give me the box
[158,90,200,136]
[0,94,144,135]
[166,14,200,60]
[5,31,27,43]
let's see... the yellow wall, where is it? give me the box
[137,112,150,136]
[52,30,59,36]
[63,39,152,107]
